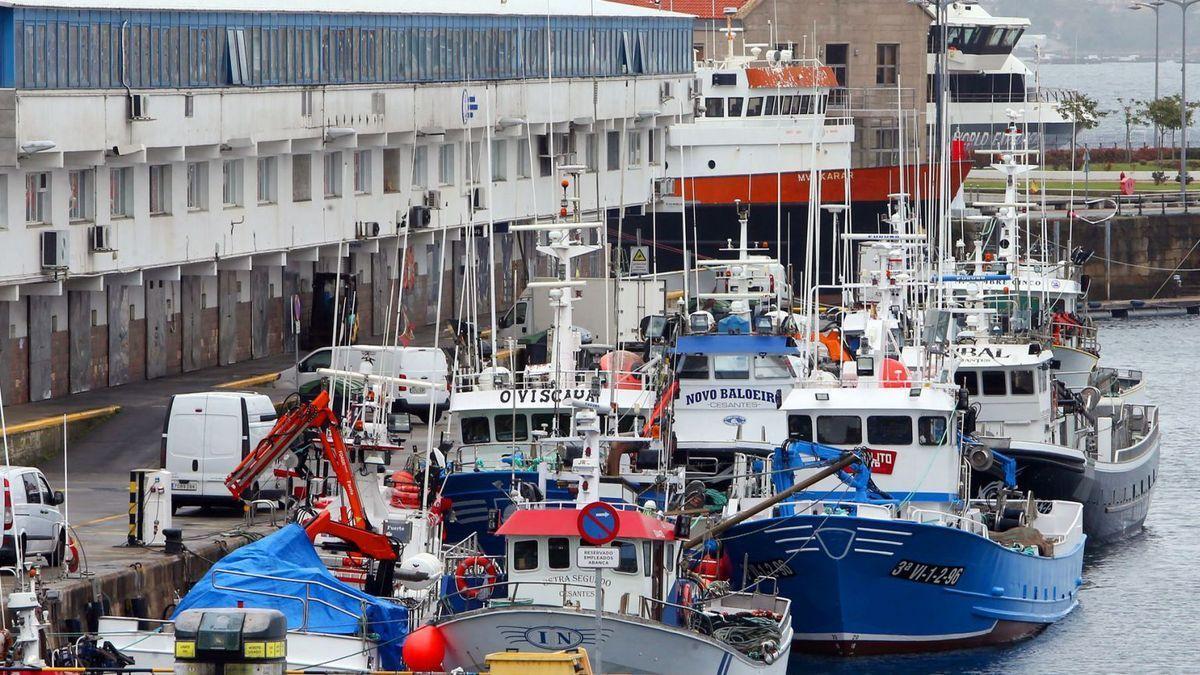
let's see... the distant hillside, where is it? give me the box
[980,0,1165,58]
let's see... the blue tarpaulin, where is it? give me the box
[674,334,799,355]
[173,524,408,670]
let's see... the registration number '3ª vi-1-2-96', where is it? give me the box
[889,559,964,586]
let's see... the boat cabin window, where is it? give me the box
[765,95,778,115]
[817,415,862,445]
[780,95,794,115]
[678,354,710,379]
[790,95,804,115]
[981,370,1007,396]
[799,95,814,114]
[495,413,528,442]
[746,97,763,116]
[867,416,913,445]
[704,97,725,117]
[532,413,572,435]
[714,354,751,380]
[611,540,638,574]
[548,537,571,570]
[511,535,540,566]
[918,416,950,445]
[728,97,744,117]
[461,416,491,444]
[954,370,979,395]
[1010,370,1035,396]
[615,415,646,433]
[788,414,813,441]
[754,354,793,379]
[513,539,539,571]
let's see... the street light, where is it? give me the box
[1130,2,1164,150]
[1155,0,1200,209]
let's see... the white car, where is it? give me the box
[0,467,67,566]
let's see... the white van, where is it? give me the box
[276,345,450,422]
[161,392,280,512]
[0,466,66,565]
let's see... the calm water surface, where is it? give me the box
[788,314,1198,673]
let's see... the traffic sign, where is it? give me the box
[629,246,650,275]
[577,546,620,569]
[577,501,620,546]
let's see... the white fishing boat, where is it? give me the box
[433,404,792,674]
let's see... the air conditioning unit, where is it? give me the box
[128,93,152,120]
[409,205,432,229]
[423,190,441,209]
[89,224,115,252]
[40,230,69,270]
[354,221,381,240]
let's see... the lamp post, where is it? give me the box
[1157,0,1200,209]
[1130,2,1164,151]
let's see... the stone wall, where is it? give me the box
[1075,213,1200,301]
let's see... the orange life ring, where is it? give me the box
[454,556,498,599]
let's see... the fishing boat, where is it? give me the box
[947,118,1161,545]
[432,404,793,674]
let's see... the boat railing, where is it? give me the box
[638,596,717,635]
[209,568,370,634]
[521,500,656,515]
[824,116,853,127]
[438,579,606,615]
[453,368,646,393]
[907,508,989,538]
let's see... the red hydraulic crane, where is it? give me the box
[225,391,398,564]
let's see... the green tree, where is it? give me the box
[1139,95,1200,159]
[1056,92,1107,167]
[1116,97,1145,163]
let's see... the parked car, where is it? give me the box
[0,466,66,566]
[161,391,280,512]
[276,345,450,422]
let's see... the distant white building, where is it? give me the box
[0,0,695,403]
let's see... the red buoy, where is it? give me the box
[402,624,446,671]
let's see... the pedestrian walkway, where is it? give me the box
[1,353,298,430]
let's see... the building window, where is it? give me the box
[256,157,277,204]
[110,167,133,218]
[585,133,598,172]
[187,162,208,211]
[536,135,552,177]
[606,131,621,171]
[323,152,342,198]
[25,172,50,224]
[876,44,899,85]
[467,141,482,184]
[149,165,171,215]
[412,146,428,188]
[292,154,312,202]
[222,159,244,207]
[826,43,849,105]
[68,169,94,222]
[353,150,371,194]
[491,139,507,181]
[438,144,455,185]
[874,128,899,166]
[517,138,531,179]
[383,148,402,193]
[648,129,659,165]
[627,131,642,166]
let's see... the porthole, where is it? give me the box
[707,160,716,169]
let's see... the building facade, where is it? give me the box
[0,0,694,404]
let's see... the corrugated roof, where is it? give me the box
[0,0,688,17]
[606,0,752,20]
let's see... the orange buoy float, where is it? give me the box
[402,624,446,672]
[454,556,499,599]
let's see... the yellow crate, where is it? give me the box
[485,647,593,675]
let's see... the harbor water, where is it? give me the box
[790,313,1197,673]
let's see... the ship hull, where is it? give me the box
[722,513,1084,655]
[1084,422,1160,545]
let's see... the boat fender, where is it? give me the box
[762,640,779,665]
[454,556,499,599]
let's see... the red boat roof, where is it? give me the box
[745,65,838,89]
[606,0,752,19]
[497,508,675,541]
